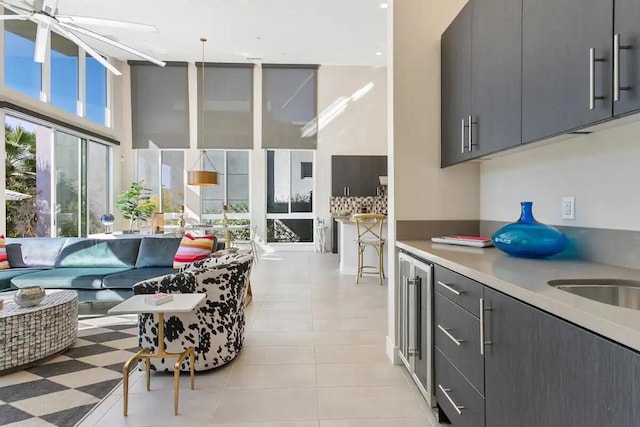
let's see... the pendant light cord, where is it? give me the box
[192,37,217,172]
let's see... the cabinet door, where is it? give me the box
[471,0,522,156]
[614,0,640,116]
[522,0,613,143]
[441,2,472,167]
[331,156,348,196]
[413,261,433,397]
[484,287,640,427]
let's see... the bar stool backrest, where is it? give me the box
[352,213,386,243]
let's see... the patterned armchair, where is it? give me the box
[132,254,253,371]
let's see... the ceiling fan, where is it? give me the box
[0,0,165,76]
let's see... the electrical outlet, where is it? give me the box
[561,196,575,220]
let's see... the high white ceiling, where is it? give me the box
[55,0,389,65]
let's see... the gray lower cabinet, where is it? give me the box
[483,286,640,427]
[435,349,485,427]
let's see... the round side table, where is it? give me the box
[0,290,78,372]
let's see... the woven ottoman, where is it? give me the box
[0,290,78,372]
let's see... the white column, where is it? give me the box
[250,64,267,241]
[184,62,201,224]
[0,109,5,236]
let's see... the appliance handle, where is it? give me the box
[461,118,466,154]
[589,47,605,110]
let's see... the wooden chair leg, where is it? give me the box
[378,245,383,285]
[356,244,362,284]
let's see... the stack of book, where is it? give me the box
[431,235,494,248]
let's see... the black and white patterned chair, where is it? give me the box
[132,254,253,372]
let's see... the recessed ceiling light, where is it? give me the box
[376,51,383,56]
[379,3,389,9]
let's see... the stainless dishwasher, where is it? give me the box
[398,251,434,408]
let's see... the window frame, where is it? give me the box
[2,21,112,127]
[265,149,315,243]
[134,149,186,214]
[3,108,114,238]
[200,149,251,222]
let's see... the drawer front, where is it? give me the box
[435,348,485,427]
[435,265,483,317]
[435,292,484,395]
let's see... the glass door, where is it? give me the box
[54,131,82,237]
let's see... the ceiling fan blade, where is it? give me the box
[34,22,50,63]
[0,0,32,14]
[56,15,158,32]
[59,22,165,67]
[0,14,30,20]
[53,23,122,76]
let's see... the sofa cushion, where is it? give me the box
[56,238,141,268]
[102,267,178,289]
[5,238,65,267]
[11,267,131,290]
[135,237,182,268]
[0,268,49,291]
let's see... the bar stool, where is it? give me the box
[352,213,386,285]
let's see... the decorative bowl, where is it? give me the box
[14,286,46,308]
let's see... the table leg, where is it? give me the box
[245,280,253,306]
[225,230,232,248]
[145,357,151,391]
[122,348,150,416]
[190,347,195,390]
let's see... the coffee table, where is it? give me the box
[108,293,205,416]
[0,290,78,373]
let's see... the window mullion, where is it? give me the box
[78,49,86,117]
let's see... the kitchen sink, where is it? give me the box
[548,279,640,310]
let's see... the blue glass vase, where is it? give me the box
[492,201,568,258]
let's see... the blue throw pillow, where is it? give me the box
[135,237,182,268]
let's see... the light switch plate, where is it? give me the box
[561,196,575,220]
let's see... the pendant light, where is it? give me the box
[187,37,219,186]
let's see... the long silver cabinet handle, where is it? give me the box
[614,34,621,102]
[461,118,466,154]
[613,34,632,102]
[438,324,463,346]
[480,298,492,355]
[438,384,465,415]
[589,48,606,110]
[468,115,474,152]
[437,281,463,296]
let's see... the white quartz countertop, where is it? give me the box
[397,240,640,352]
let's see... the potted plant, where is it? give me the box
[115,181,156,233]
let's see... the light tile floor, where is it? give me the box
[78,249,439,427]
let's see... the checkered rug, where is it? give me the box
[0,314,138,427]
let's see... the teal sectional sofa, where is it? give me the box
[0,236,218,302]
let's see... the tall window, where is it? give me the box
[3,18,109,126]
[4,16,41,99]
[135,150,185,213]
[266,150,314,243]
[50,32,79,114]
[4,114,112,237]
[85,57,107,125]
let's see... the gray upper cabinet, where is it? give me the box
[483,286,640,427]
[331,156,386,197]
[522,0,613,143]
[442,0,522,167]
[441,2,472,167]
[471,0,522,157]
[613,0,640,116]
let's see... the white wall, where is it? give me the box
[392,0,479,223]
[480,119,640,231]
[315,65,388,237]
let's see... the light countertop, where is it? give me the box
[397,240,640,352]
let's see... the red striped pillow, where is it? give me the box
[173,233,215,269]
[0,235,9,270]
